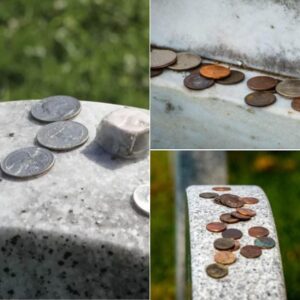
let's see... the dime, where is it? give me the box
[206,222,227,233]
[214,251,236,265]
[248,226,269,238]
[222,228,243,240]
[31,95,81,122]
[151,69,163,78]
[151,49,177,69]
[236,208,256,217]
[245,92,276,107]
[240,245,262,258]
[219,213,239,224]
[254,237,276,249]
[200,65,231,80]
[276,79,300,98]
[216,70,245,85]
[206,263,228,279]
[183,73,215,90]
[199,192,219,199]
[133,184,150,216]
[231,211,251,221]
[229,240,240,252]
[212,187,231,192]
[291,98,300,112]
[217,194,244,208]
[1,147,55,179]
[240,197,259,205]
[37,121,89,151]
[214,238,235,250]
[247,76,279,91]
[168,52,202,71]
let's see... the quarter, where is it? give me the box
[168,52,202,71]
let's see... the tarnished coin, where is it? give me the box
[151,49,177,69]
[236,208,256,217]
[200,65,231,80]
[200,192,219,199]
[217,194,244,208]
[222,228,243,240]
[184,73,215,90]
[245,92,276,107]
[254,237,276,249]
[214,251,236,265]
[212,186,231,192]
[214,238,235,250]
[1,147,55,179]
[276,79,300,98]
[231,211,251,221]
[31,95,81,122]
[291,98,300,112]
[217,70,245,85]
[248,226,269,238]
[133,184,150,216]
[206,222,227,233]
[247,76,279,91]
[240,245,262,258]
[229,240,240,252]
[168,53,202,71]
[151,69,163,78]
[37,121,89,151]
[206,263,228,279]
[241,197,259,205]
[220,213,239,224]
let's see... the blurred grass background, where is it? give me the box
[0,0,148,108]
[151,151,300,300]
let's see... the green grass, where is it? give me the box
[0,0,148,108]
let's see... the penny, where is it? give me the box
[200,192,219,199]
[212,187,231,192]
[231,211,251,221]
[214,251,236,265]
[291,98,300,112]
[254,237,276,249]
[214,238,235,250]
[151,68,163,77]
[217,70,245,85]
[217,194,244,208]
[206,263,228,279]
[240,245,262,258]
[276,79,300,98]
[236,208,256,217]
[151,49,177,69]
[214,198,223,205]
[183,73,215,90]
[248,226,269,238]
[241,197,259,205]
[220,213,239,224]
[200,64,231,80]
[31,95,81,122]
[168,52,202,71]
[245,92,276,107]
[247,76,279,91]
[222,228,243,240]
[133,184,150,216]
[206,222,227,233]
[229,240,240,252]
[1,147,55,179]
[37,121,89,151]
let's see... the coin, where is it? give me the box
[168,52,202,71]
[219,213,239,224]
[206,222,227,233]
[247,76,279,91]
[229,240,240,252]
[276,79,300,98]
[200,192,219,199]
[31,95,81,122]
[217,70,245,85]
[151,69,163,78]
[231,211,251,221]
[222,228,243,240]
[151,49,177,69]
[1,147,55,179]
[217,194,244,208]
[291,98,300,112]
[206,263,228,279]
[37,121,89,151]
[214,238,235,250]
[200,65,231,80]
[245,92,276,107]
[248,226,269,238]
[133,184,150,216]
[183,73,215,90]
[254,237,276,249]
[240,245,262,258]
[214,251,236,265]
[241,197,259,205]
[212,187,231,192]
[236,208,256,217]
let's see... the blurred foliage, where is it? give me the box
[0,0,148,108]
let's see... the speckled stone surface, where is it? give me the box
[186,185,286,300]
[0,100,149,299]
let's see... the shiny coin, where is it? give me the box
[206,222,227,233]
[276,79,300,98]
[214,238,235,250]
[217,70,245,85]
[236,208,256,217]
[31,95,81,122]
[200,64,231,80]
[241,197,259,205]
[248,226,269,238]
[206,263,228,279]
[212,186,231,192]
[214,251,236,265]
[1,147,55,179]
[245,92,276,107]
[220,213,239,224]
[231,211,251,221]
[247,76,279,91]
[240,245,262,258]
[229,240,240,252]
[37,121,89,151]
[254,237,276,249]
[151,49,177,69]
[133,184,150,216]
[291,98,300,112]
[217,194,244,208]
[184,73,214,90]
[200,192,219,199]
[222,228,243,240]
[168,52,202,71]
[151,69,163,78]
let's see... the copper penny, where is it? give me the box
[236,208,256,217]
[231,211,251,221]
[241,197,259,205]
[248,226,269,237]
[212,186,231,192]
[200,64,230,80]
[184,73,215,90]
[168,52,202,71]
[217,70,245,85]
[220,213,239,224]
[229,240,240,252]
[214,198,223,205]
[214,251,236,265]
[206,222,227,233]
[151,49,177,69]
[291,98,300,112]
[254,237,276,249]
[276,79,300,98]
[206,263,228,279]
[214,238,235,250]
[217,194,244,208]
[247,76,279,91]
[240,245,262,258]
[200,192,219,199]
[222,228,243,240]
[245,92,276,107]
[151,68,163,78]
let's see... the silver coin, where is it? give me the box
[31,95,81,122]
[133,184,150,216]
[276,79,300,98]
[1,147,55,178]
[37,121,89,151]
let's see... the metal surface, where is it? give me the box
[183,73,214,90]
[276,79,300,98]
[217,70,245,85]
[151,49,177,69]
[168,53,202,71]
[247,76,279,91]
[245,92,276,107]
[200,65,230,79]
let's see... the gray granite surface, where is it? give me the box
[0,100,149,299]
[186,185,286,300]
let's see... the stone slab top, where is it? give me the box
[186,185,286,300]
